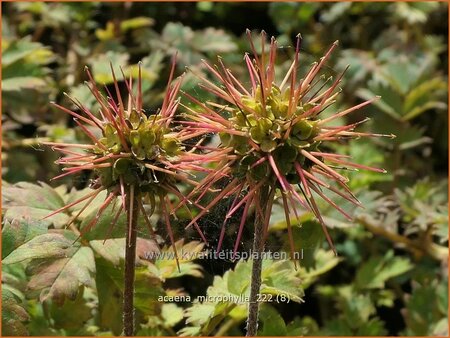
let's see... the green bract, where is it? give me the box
[94,113,182,189]
[221,85,320,181]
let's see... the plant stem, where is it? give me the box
[2,137,51,150]
[215,318,237,336]
[357,215,448,261]
[246,184,270,337]
[123,185,139,336]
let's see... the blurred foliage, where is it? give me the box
[1,2,448,336]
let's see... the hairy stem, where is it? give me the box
[123,185,139,336]
[246,184,270,336]
[357,215,448,261]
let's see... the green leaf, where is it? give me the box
[287,316,319,335]
[431,318,449,336]
[95,21,115,41]
[140,52,164,85]
[48,286,93,331]
[134,268,166,315]
[68,83,100,112]
[322,2,353,22]
[79,199,128,241]
[27,247,95,304]
[320,319,353,335]
[344,296,375,329]
[261,260,304,303]
[258,304,287,335]
[343,141,392,189]
[182,301,218,336]
[403,77,447,114]
[2,288,29,336]
[4,182,66,210]
[62,188,108,221]
[403,101,447,121]
[355,250,412,289]
[191,27,237,53]
[2,218,48,258]
[2,77,47,91]
[249,118,272,143]
[403,280,448,335]
[95,257,164,317]
[2,271,26,301]
[1,36,54,106]
[184,302,216,327]
[301,248,342,288]
[89,238,126,266]
[3,182,70,228]
[161,303,184,327]
[183,259,303,335]
[3,232,77,264]
[269,203,313,231]
[294,220,325,250]
[177,325,202,336]
[95,258,123,335]
[120,17,154,32]
[383,60,418,95]
[384,123,430,151]
[357,87,402,120]
[2,37,53,67]
[269,3,318,33]
[158,22,197,62]
[153,240,204,280]
[90,237,159,266]
[90,51,129,84]
[137,305,178,335]
[374,289,396,308]
[356,317,388,335]
[394,2,440,24]
[157,22,237,65]
[227,258,252,295]
[337,286,376,329]
[3,231,95,304]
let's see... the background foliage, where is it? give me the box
[2,2,448,336]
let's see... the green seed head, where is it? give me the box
[226,85,321,180]
[93,112,183,190]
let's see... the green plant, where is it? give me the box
[182,31,393,335]
[41,60,215,335]
[2,3,448,337]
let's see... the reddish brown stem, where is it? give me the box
[123,185,139,336]
[246,184,271,336]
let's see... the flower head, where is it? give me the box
[182,31,393,258]
[44,58,212,264]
